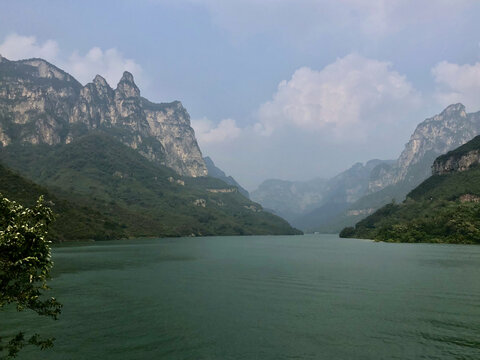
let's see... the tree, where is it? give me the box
[0,195,62,358]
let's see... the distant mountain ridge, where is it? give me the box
[204,156,249,198]
[367,104,480,193]
[252,103,480,233]
[251,159,393,229]
[0,55,206,177]
[328,103,480,232]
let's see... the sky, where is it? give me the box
[1,0,480,189]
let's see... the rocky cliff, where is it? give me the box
[432,135,480,175]
[341,135,480,244]
[0,55,207,177]
[311,104,480,233]
[203,156,250,198]
[368,104,480,192]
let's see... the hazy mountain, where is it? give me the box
[0,55,206,177]
[321,103,480,233]
[251,159,393,228]
[252,103,480,233]
[251,178,328,222]
[367,103,480,193]
[341,135,480,244]
[204,156,249,198]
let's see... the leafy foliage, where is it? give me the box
[340,166,480,244]
[0,196,61,358]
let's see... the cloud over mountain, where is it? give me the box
[0,33,143,88]
[255,54,421,138]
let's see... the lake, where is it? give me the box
[3,234,480,359]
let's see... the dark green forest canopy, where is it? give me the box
[0,133,301,241]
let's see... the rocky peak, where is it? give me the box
[93,74,110,89]
[438,103,466,118]
[86,75,113,100]
[116,71,140,98]
[0,54,4,63]
[20,58,72,82]
[0,56,208,177]
[367,103,480,193]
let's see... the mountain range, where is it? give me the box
[0,55,300,240]
[340,135,480,244]
[252,103,480,233]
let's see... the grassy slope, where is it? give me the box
[340,166,480,244]
[0,133,301,239]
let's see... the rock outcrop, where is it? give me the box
[432,135,480,175]
[432,149,480,175]
[0,56,207,177]
[367,104,480,192]
[203,156,249,198]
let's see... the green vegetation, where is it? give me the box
[0,133,301,240]
[0,163,126,241]
[0,196,61,358]
[340,165,480,244]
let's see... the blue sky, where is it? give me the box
[1,0,480,189]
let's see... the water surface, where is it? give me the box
[3,234,480,359]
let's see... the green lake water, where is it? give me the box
[2,234,480,359]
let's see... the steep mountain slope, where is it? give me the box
[315,103,480,233]
[204,156,249,198]
[0,133,301,237]
[0,55,206,176]
[340,136,480,243]
[0,162,126,241]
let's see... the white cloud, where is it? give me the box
[0,33,59,62]
[197,54,426,189]
[256,54,420,138]
[191,117,242,144]
[432,60,480,111]
[67,47,143,86]
[0,34,143,88]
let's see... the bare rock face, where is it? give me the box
[368,103,480,192]
[431,135,480,175]
[432,149,480,175]
[0,56,207,177]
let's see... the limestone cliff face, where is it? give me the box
[368,104,480,192]
[0,56,207,177]
[431,135,480,175]
[432,149,480,175]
